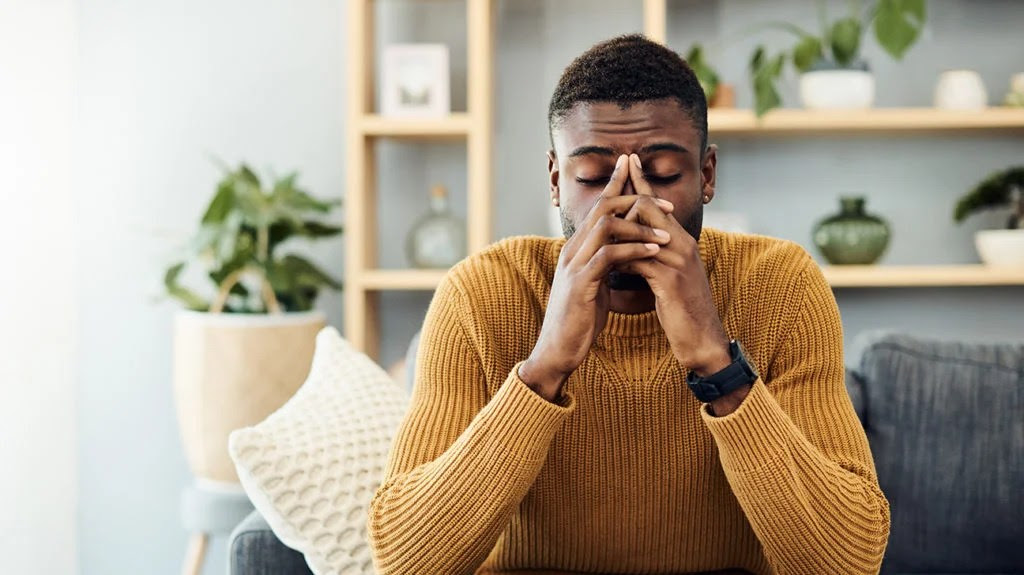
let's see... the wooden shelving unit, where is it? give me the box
[342,1,1024,357]
[352,264,1024,292]
[344,0,493,358]
[823,265,1024,288]
[709,108,1024,135]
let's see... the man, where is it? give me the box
[368,34,889,575]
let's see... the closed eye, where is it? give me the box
[647,174,682,185]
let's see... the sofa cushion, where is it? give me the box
[230,511,313,575]
[229,327,409,575]
[851,331,1024,574]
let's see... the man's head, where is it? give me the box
[547,34,716,252]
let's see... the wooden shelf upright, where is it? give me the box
[344,0,494,359]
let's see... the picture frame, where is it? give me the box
[380,44,451,118]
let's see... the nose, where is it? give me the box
[622,179,636,196]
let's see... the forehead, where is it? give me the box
[552,99,700,157]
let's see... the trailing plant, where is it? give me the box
[749,0,926,116]
[165,163,343,313]
[954,167,1024,230]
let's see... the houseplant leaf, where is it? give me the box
[829,17,862,66]
[750,46,784,117]
[793,35,823,72]
[685,44,720,102]
[164,262,208,310]
[874,0,925,59]
[202,180,236,224]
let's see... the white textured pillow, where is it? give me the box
[229,327,409,575]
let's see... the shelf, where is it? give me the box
[357,269,447,291]
[709,108,1024,136]
[359,113,472,139]
[823,265,1024,287]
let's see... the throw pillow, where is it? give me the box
[229,327,409,575]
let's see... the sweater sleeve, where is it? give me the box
[701,261,890,575]
[368,272,575,575]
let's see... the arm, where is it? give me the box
[701,262,890,574]
[367,274,574,575]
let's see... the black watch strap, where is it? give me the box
[686,340,759,403]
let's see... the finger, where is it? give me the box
[581,242,662,281]
[625,195,674,223]
[573,215,671,266]
[624,196,678,230]
[599,154,630,199]
[614,257,662,280]
[628,154,655,197]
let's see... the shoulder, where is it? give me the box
[445,235,563,298]
[702,227,819,289]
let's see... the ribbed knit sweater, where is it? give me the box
[368,228,890,575]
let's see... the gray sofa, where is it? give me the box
[229,331,1024,574]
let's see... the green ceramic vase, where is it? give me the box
[813,197,891,265]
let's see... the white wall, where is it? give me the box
[0,0,78,573]
[75,0,345,573]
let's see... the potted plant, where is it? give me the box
[686,44,734,109]
[954,166,1024,266]
[750,0,926,116]
[166,163,343,483]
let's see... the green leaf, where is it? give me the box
[954,167,1024,223]
[830,17,862,66]
[750,46,785,117]
[164,262,208,310]
[201,181,235,224]
[283,255,343,291]
[299,221,343,238]
[793,35,823,72]
[874,0,925,59]
[685,44,720,102]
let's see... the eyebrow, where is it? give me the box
[567,142,689,158]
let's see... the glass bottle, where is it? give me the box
[406,184,466,268]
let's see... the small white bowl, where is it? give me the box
[975,229,1024,266]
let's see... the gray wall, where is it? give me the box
[74,1,1023,574]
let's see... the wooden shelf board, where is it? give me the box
[357,269,447,291]
[709,108,1024,135]
[360,113,471,139]
[356,265,1024,291]
[823,265,1024,287]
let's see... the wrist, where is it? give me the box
[707,383,752,417]
[686,339,732,377]
[518,356,569,403]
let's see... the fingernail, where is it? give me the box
[616,154,627,169]
[653,229,670,240]
[644,243,660,250]
[631,154,641,169]
[657,198,674,209]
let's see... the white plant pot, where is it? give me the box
[799,69,875,109]
[934,69,988,110]
[173,310,325,483]
[975,229,1024,266]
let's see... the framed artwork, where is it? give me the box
[381,44,451,117]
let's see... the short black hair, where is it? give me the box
[548,34,707,154]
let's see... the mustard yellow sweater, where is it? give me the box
[369,228,890,575]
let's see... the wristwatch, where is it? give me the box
[686,340,759,403]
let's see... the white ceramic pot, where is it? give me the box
[935,70,988,110]
[975,229,1024,266]
[173,310,325,483]
[799,69,875,109]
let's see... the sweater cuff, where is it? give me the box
[473,361,576,463]
[701,378,793,472]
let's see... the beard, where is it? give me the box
[560,202,704,291]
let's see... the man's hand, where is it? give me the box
[519,154,674,402]
[616,154,732,379]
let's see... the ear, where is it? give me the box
[701,144,718,202]
[547,149,560,203]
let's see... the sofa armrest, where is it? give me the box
[229,511,313,575]
[844,367,866,424]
